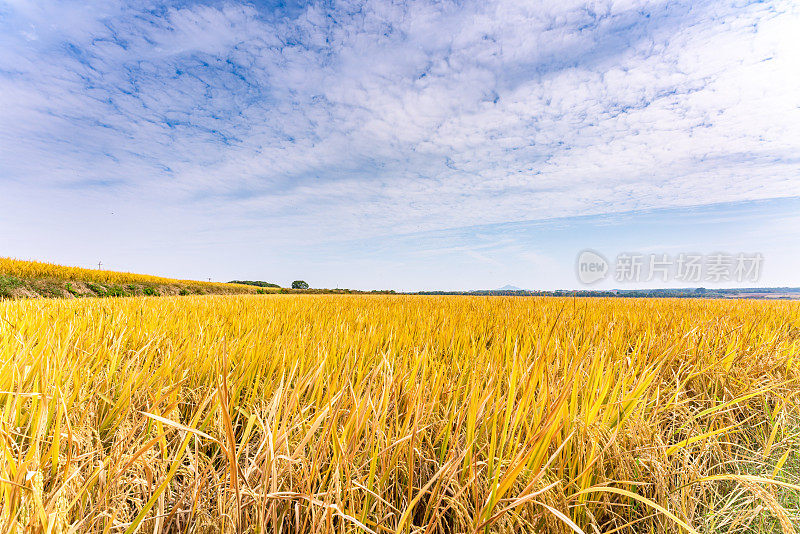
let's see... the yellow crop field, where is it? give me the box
[0,257,255,291]
[1,294,799,533]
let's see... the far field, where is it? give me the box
[1,293,798,533]
[0,257,267,299]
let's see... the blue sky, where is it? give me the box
[1,0,799,290]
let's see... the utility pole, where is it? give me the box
[97,261,102,270]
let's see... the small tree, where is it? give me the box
[292,280,309,290]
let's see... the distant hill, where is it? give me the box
[498,284,523,291]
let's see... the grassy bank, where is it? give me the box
[0,258,265,299]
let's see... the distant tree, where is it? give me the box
[292,280,309,290]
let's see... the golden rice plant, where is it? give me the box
[0,295,798,533]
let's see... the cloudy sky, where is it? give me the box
[1,0,799,290]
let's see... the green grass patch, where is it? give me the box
[106,285,126,297]
[85,282,107,297]
[0,276,24,299]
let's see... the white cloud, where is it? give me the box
[1,0,799,247]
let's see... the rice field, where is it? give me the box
[0,258,254,291]
[1,294,799,533]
